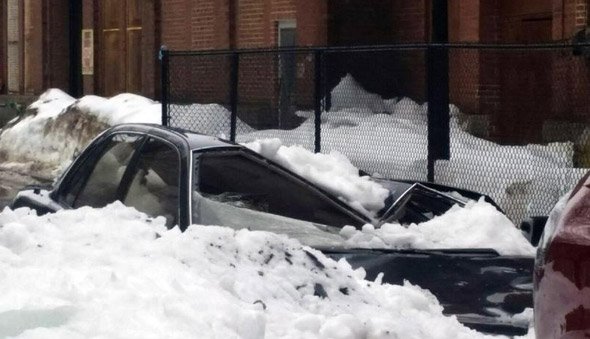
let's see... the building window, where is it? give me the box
[278,20,296,48]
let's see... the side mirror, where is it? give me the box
[520,216,548,246]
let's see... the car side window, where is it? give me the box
[195,153,363,228]
[122,137,180,227]
[69,133,142,208]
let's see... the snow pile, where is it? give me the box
[69,93,161,125]
[0,90,159,178]
[340,198,535,256]
[0,89,252,179]
[238,74,585,223]
[329,74,387,113]
[0,203,497,339]
[243,138,389,215]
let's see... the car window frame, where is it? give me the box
[190,148,372,228]
[119,135,183,226]
[52,130,185,228]
[381,183,466,224]
[52,131,147,208]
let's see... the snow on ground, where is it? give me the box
[0,203,500,339]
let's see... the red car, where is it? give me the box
[534,171,590,338]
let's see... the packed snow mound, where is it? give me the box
[0,90,255,179]
[340,198,536,256]
[0,89,159,179]
[330,74,387,113]
[243,138,390,215]
[0,203,497,339]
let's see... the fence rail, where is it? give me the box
[161,42,590,223]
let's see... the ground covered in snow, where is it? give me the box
[0,203,508,339]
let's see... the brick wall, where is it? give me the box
[390,0,429,42]
[551,0,590,128]
[447,0,590,143]
[162,0,326,126]
[161,0,325,50]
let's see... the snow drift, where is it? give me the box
[0,89,251,179]
[0,203,499,339]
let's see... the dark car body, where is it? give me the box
[534,171,590,339]
[12,124,534,335]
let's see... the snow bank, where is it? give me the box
[0,90,160,178]
[340,198,535,256]
[0,89,252,179]
[0,203,498,339]
[243,138,389,215]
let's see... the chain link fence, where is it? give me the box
[161,43,590,223]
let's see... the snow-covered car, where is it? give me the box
[11,123,534,335]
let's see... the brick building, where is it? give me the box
[0,0,589,142]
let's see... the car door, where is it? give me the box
[120,136,181,227]
[55,133,181,227]
[55,132,145,208]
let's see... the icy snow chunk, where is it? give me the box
[242,138,389,215]
[329,74,387,113]
[340,198,535,256]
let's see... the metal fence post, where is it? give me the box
[229,52,239,142]
[159,45,169,127]
[427,0,450,182]
[314,49,323,153]
[323,51,331,113]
